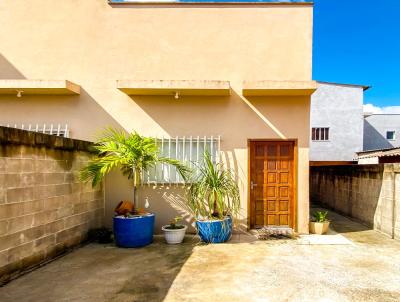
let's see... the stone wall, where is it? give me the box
[0,127,104,283]
[310,164,400,239]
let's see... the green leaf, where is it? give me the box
[186,151,240,220]
[80,128,190,191]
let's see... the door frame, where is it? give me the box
[247,139,298,231]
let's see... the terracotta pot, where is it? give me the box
[309,221,330,235]
[115,201,134,216]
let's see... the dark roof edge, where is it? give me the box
[317,81,371,91]
[109,1,314,6]
[364,113,400,116]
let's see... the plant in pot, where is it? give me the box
[186,151,240,243]
[309,211,330,235]
[80,128,190,248]
[162,216,187,244]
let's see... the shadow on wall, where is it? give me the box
[0,88,123,141]
[363,119,393,151]
[0,53,123,141]
[309,165,384,233]
[104,146,250,234]
[0,53,25,79]
[103,90,310,232]
[130,90,310,148]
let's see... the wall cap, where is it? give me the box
[0,126,94,152]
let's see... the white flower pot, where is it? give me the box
[161,225,187,244]
[309,221,330,235]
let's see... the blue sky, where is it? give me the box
[313,0,400,110]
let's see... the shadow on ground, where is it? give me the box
[311,203,371,233]
[2,211,400,302]
[0,236,198,302]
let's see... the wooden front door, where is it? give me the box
[249,140,295,229]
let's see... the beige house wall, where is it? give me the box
[0,1,313,233]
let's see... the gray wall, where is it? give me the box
[310,164,400,239]
[0,127,104,283]
[364,114,400,151]
[310,83,364,161]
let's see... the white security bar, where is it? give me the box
[0,123,70,138]
[144,136,221,185]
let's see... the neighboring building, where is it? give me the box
[0,1,315,233]
[363,114,400,151]
[356,147,400,164]
[310,82,369,164]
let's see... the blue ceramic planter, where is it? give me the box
[196,216,232,243]
[113,214,155,248]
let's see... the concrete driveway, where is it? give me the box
[1,210,400,302]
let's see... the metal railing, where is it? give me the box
[143,135,221,185]
[0,123,70,138]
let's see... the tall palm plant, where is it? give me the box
[187,151,240,220]
[80,128,190,208]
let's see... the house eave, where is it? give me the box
[242,80,317,96]
[0,80,80,95]
[117,80,231,96]
[109,1,314,6]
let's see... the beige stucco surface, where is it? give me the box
[0,1,313,233]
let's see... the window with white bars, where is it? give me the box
[143,136,221,184]
[312,127,329,141]
[0,124,70,138]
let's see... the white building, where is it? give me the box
[363,114,400,151]
[310,82,369,164]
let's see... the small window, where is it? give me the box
[312,127,329,141]
[386,131,395,140]
[144,136,220,184]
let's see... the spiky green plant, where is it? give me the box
[313,211,329,223]
[187,151,240,220]
[80,128,190,207]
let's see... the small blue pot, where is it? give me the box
[113,214,155,248]
[196,216,232,243]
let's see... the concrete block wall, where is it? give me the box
[0,127,104,283]
[310,164,400,239]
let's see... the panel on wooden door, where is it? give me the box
[250,141,295,229]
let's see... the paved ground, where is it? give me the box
[1,210,400,302]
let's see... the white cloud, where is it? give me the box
[363,103,400,114]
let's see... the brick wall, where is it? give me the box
[310,164,400,239]
[0,127,104,283]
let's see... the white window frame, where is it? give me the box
[143,136,221,185]
[386,130,396,141]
